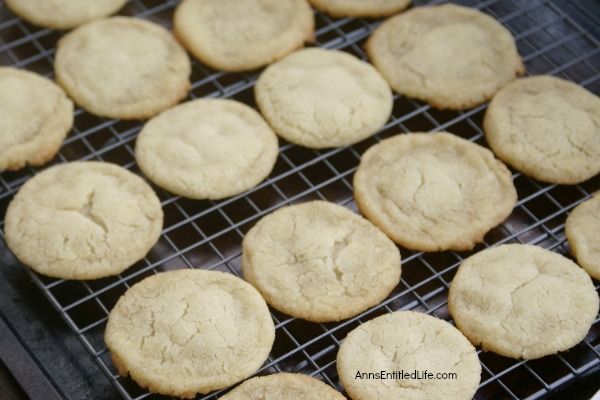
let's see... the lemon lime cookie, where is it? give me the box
[5,0,127,30]
[55,17,191,119]
[308,0,411,18]
[566,193,600,280]
[4,162,163,280]
[174,0,314,72]
[220,373,345,400]
[242,201,401,322]
[448,244,599,359]
[366,4,523,109]
[0,67,73,171]
[353,132,516,252]
[337,311,481,400]
[135,98,279,200]
[105,269,275,398]
[484,75,600,184]
[255,48,393,149]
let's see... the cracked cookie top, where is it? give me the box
[353,132,517,252]
[566,193,600,280]
[135,98,279,200]
[308,0,411,18]
[220,373,345,399]
[104,269,275,398]
[336,311,481,400]
[0,67,73,171]
[255,47,393,149]
[4,161,163,280]
[448,244,599,359]
[242,200,401,322]
[484,75,600,184]
[366,4,524,109]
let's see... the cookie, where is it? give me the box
[353,132,517,252]
[55,17,191,120]
[255,48,393,149]
[105,269,275,398]
[484,75,600,184]
[336,311,481,400]
[0,67,73,171]
[135,98,279,200]
[242,201,401,322]
[4,162,163,280]
[448,244,599,359]
[308,0,411,18]
[566,193,600,280]
[220,373,345,400]
[174,0,314,72]
[366,4,524,109]
[5,0,127,30]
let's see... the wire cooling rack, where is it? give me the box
[0,0,599,399]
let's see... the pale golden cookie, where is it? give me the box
[484,75,600,184]
[366,4,524,109]
[566,193,600,280]
[448,244,599,359]
[242,201,401,322]
[255,48,393,149]
[336,311,481,400]
[5,0,127,30]
[174,0,314,72]
[105,269,275,398]
[308,0,411,18]
[135,98,279,200]
[353,132,517,252]
[4,162,163,280]
[0,67,73,171]
[220,373,345,400]
[55,17,191,119]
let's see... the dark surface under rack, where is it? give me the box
[0,0,599,399]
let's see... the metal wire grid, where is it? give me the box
[0,0,599,399]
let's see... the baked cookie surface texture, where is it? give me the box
[353,132,517,251]
[135,98,279,200]
[566,193,600,280]
[0,67,73,171]
[243,201,401,322]
[366,4,524,109]
[174,0,314,72]
[220,373,345,400]
[5,0,127,30]
[448,244,599,359]
[484,75,600,184]
[308,0,411,18]
[255,48,393,149]
[55,16,191,119]
[4,162,163,280]
[105,269,275,398]
[336,311,481,400]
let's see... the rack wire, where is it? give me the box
[0,0,599,399]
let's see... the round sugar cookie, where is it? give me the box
[174,0,314,72]
[366,4,524,109]
[5,0,127,30]
[566,193,600,280]
[220,373,345,400]
[336,311,481,400]
[308,0,411,18]
[0,67,73,171]
[448,244,599,359]
[255,48,393,149]
[242,201,401,322]
[105,269,275,398]
[135,98,279,200]
[55,16,191,119]
[4,162,163,280]
[484,75,600,184]
[353,132,517,252]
